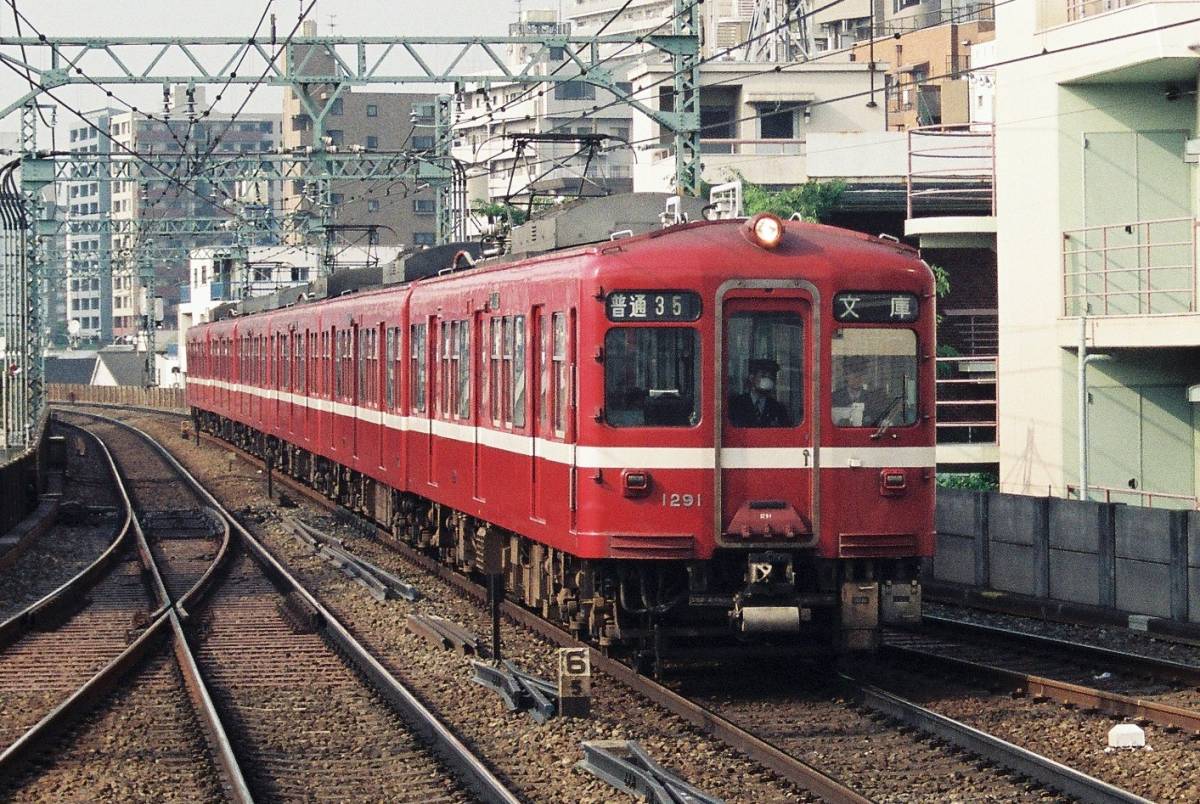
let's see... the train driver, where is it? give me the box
[729,358,790,428]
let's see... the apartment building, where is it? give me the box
[627,59,884,189]
[281,20,439,250]
[849,12,995,129]
[106,89,281,342]
[64,109,118,345]
[992,1,1200,505]
[455,10,636,216]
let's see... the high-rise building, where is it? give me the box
[281,20,439,252]
[106,89,281,342]
[64,108,118,346]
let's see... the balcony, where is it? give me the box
[1062,217,1196,316]
[936,354,998,465]
[904,124,996,249]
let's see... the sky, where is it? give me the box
[0,0,563,141]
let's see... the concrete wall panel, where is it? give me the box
[933,533,977,585]
[988,493,1039,546]
[1189,510,1199,568]
[989,541,1038,595]
[936,489,981,537]
[1049,550,1100,606]
[1115,559,1172,618]
[1048,497,1105,552]
[1115,506,1173,563]
[1190,567,1200,623]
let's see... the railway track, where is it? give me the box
[129,404,1167,804]
[6,410,518,803]
[882,615,1200,734]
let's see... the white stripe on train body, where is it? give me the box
[188,377,934,470]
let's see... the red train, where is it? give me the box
[186,198,935,652]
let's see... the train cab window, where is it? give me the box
[410,323,427,412]
[726,312,804,429]
[832,328,918,428]
[604,327,700,428]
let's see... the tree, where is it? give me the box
[738,176,846,222]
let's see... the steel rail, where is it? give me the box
[0,420,136,648]
[200,429,873,804]
[883,639,1200,735]
[87,412,521,804]
[0,415,248,801]
[7,412,252,800]
[846,679,1154,804]
[919,614,1200,686]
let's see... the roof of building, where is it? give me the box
[95,349,146,386]
[44,355,98,385]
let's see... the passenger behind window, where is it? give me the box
[832,356,889,426]
[729,358,791,428]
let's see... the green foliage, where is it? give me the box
[737,175,846,223]
[928,263,951,299]
[936,472,998,491]
[471,199,528,226]
[935,343,961,378]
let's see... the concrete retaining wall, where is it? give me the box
[933,488,1198,624]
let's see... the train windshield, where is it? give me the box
[831,328,918,428]
[725,311,804,428]
[604,328,700,427]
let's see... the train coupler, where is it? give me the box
[837,581,879,652]
[880,579,921,625]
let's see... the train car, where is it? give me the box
[187,194,935,652]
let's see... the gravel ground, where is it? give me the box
[924,601,1200,669]
[131,413,816,803]
[862,655,1200,802]
[0,424,120,622]
[0,650,224,803]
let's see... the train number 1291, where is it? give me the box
[662,493,700,507]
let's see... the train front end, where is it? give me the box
[577,215,935,651]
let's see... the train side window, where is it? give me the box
[457,320,470,420]
[440,322,452,416]
[385,328,395,409]
[297,332,306,393]
[512,315,526,428]
[410,323,426,412]
[490,318,502,425]
[502,317,514,427]
[552,313,568,436]
[538,314,549,429]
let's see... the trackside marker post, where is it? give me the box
[558,647,591,718]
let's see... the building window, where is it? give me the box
[366,104,378,117]
[331,193,344,205]
[327,129,344,145]
[412,135,434,150]
[413,199,435,215]
[413,232,436,246]
[291,114,310,131]
[367,199,380,212]
[760,107,794,139]
[554,81,595,101]
[329,97,344,116]
[366,135,378,149]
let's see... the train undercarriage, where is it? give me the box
[196,410,922,656]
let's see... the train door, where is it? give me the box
[530,308,547,521]
[716,283,817,548]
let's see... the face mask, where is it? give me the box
[756,376,774,392]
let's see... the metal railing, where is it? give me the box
[1066,0,1139,22]
[699,138,806,156]
[1061,217,1196,316]
[940,309,998,356]
[907,123,995,219]
[935,355,997,445]
[1066,483,1199,510]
